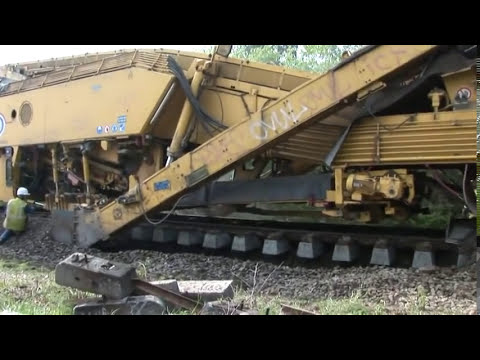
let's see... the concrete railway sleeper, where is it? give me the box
[92,215,475,270]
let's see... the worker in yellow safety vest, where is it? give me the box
[0,187,34,244]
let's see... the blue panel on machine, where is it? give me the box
[154,180,170,191]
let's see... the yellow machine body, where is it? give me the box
[0,45,475,246]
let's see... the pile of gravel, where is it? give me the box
[0,216,476,314]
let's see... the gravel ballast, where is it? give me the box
[0,216,476,315]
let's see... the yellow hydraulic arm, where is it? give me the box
[64,45,440,246]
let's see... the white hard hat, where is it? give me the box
[17,187,30,196]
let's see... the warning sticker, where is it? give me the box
[456,87,472,101]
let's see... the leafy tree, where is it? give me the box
[231,45,365,73]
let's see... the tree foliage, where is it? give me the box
[231,45,365,73]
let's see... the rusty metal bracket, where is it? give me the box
[185,165,209,187]
[132,279,204,314]
[281,304,318,315]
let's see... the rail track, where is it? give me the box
[0,214,476,315]
[91,214,475,270]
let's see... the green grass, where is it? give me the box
[232,287,469,315]
[0,259,387,315]
[0,259,469,315]
[233,289,387,315]
[0,260,89,315]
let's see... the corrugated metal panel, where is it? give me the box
[268,110,475,167]
[333,111,476,166]
[269,123,345,162]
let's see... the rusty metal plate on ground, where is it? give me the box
[281,304,318,315]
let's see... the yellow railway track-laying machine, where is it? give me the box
[0,45,476,265]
